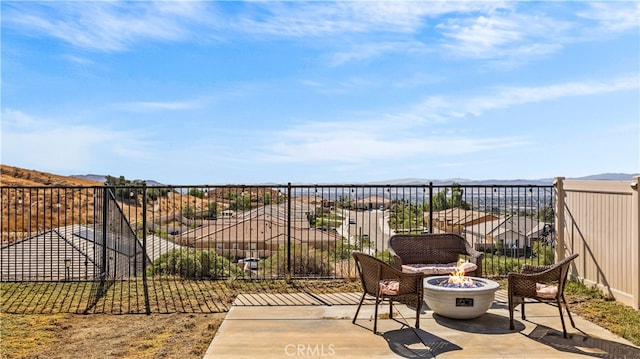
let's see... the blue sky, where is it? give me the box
[2,1,639,185]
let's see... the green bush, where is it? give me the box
[332,239,357,260]
[484,257,522,276]
[533,242,554,265]
[263,244,333,277]
[146,187,169,201]
[375,249,393,265]
[482,251,556,276]
[147,249,242,279]
[183,205,196,219]
[188,188,205,198]
[229,194,251,211]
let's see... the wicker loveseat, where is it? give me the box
[388,233,484,277]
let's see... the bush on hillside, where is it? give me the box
[147,248,242,279]
[263,244,333,277]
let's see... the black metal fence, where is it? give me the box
[0,184,555,313]
[1,183,555,312]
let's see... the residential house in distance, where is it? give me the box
[0,224,181,281]
[463,215,551,256]
[354,195,390,211]
[293,195,335,215]
[177,201,342,260]
[429,208,499,234]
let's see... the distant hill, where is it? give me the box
[374,173,638,186]
[572,173,639,181]
[72,174,165,186]
[72,174,106,183]
[371,178,553,186]
[1,164,637,187]
[0,165,101,186]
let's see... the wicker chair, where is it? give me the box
[351,252,424,334]
[508,253,579,338]
[388,233,484,277]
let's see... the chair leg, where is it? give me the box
[508,296,515,330]
[415,297,422,329]
[521,302,526,320]
[509,304,515,330]
[374,294,381,334]
[561,294,576,328]
[557,298,568,338]
[388,299,393,319]
[352,292,367,325]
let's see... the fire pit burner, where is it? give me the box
[423,276,499,319]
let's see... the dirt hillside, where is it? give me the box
[0,164,102,187]
[0,165,237,244]
[0,165,293,245]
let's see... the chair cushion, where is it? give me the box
[459,261,478,273]
[401,262,477,275]
[379,280,399,295]
[536,283,558,299]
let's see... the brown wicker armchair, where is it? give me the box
[508,253,579,338]
[388,233,484,277]
[351,252,424,334]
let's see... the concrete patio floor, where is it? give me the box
[204,290,640,358]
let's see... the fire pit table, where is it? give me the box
[423,276,499,319]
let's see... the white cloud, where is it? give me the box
[464,76,639,116]
[402,75,639,122]
[436,9,571,62]
[1,109,152,172]
[231,2,429,38]
[393,72,444,88]
[7,1,635,69]
[255,74,638,167]
[328,40,428,66]
[230,2,505,64]
[578,2,640,33]
[113,98,207,112]
[3,1,501,55]
[262,133,528,164]
[1,108,39,128]
[3,2,209,52]
[60,54,97,67]
[439,15,521,56]
[257,118,527,165]
[435,2,639,63]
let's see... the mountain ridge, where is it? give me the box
[1,164,636,187]
[73,173,639,186]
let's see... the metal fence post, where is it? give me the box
[142,183,150,314]
[102,186,108,283]
[287,182,292,276]
[429,182,433,233]
[554,177,566,261]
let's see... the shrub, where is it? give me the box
[188,188,205,199]
[375,249,393,265]
[332,238,357,260]
[263,244,333,277]
[533,242,554,265]
[146,188,169,201]
[183,205,196,219]
[482,250,557,276]
[147,248,242,279]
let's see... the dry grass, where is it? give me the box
[565,281,640,346]
[2,278,639,359]
[0,279,361,359]
[1,312,225,359]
